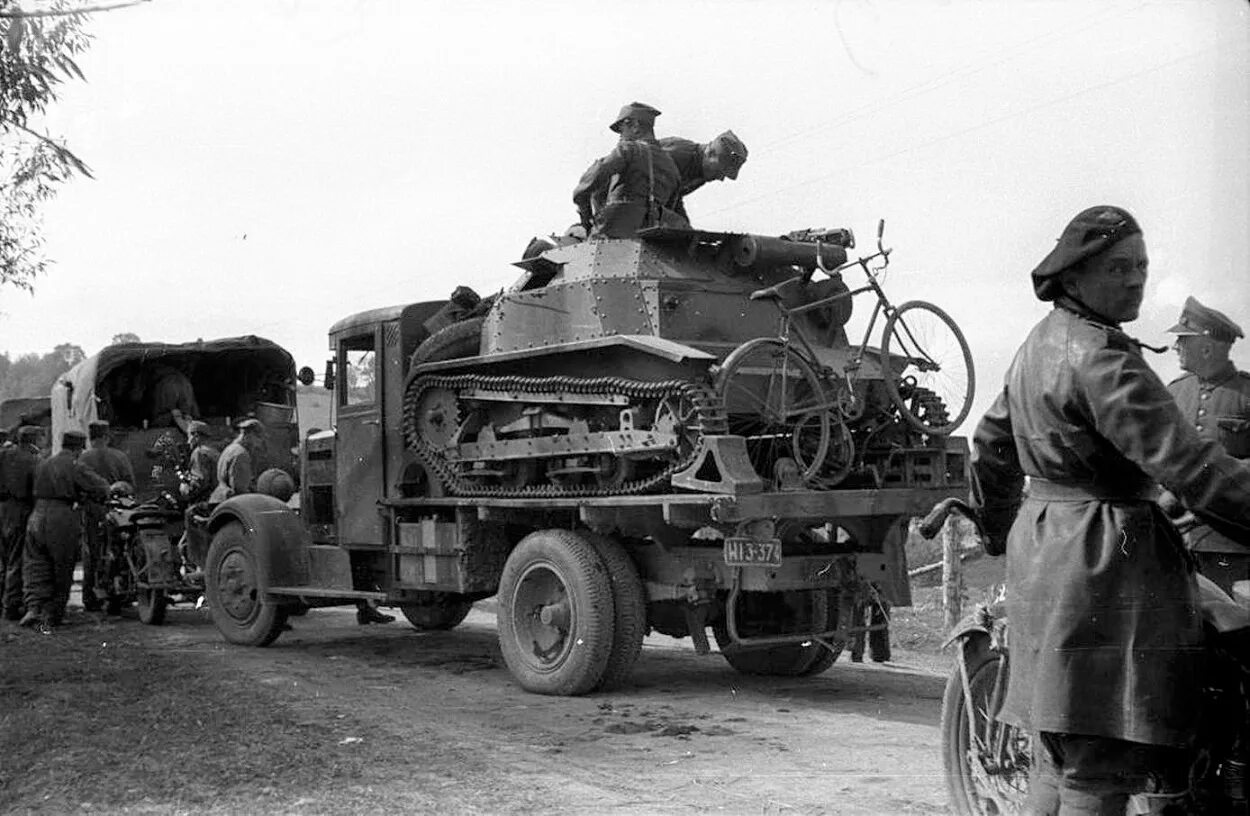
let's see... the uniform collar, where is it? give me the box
[1198,360,1238,387]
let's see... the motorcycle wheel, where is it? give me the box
[137,588,168,626]
[941,634,1032,816]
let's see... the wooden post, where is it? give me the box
[941,517,962,630]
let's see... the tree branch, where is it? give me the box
[5,119,94,178]
[0,0,149,18]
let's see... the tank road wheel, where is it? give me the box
[882,301,974,435]
[716,338,830,484]
[713,589,841,677]
[496,529,614,696]
[399,591,473,631]
[587,534,647,692]
[204,521,289,647]
[942,636,1031,816]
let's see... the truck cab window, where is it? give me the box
[340,335,377,407]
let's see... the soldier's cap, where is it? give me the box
[1167,295,1244,343]
[186,420,210,437]
[87,420,110,439]
[1031,205,1142,301]
[17,425,40,443]
[237,418,266,433]
[709,130,748,179]
[609,102,661,133]
[62,429,88,448]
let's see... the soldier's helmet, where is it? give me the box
[257,468,296,502]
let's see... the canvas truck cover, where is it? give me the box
[50,336,296,454]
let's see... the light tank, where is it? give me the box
[404,224,956,498]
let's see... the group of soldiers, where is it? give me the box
[572,101,748,239]
[0,414,304,633]
[971,204,1250,814]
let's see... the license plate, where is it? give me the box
[723,537,783,567]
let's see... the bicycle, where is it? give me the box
[714,220,975,486]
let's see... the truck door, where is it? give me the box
[335,328,385,545]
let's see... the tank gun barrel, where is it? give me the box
[729,234,849,273]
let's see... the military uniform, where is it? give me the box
[1165,295,1250,592]
[659,130,747,221]
[572,102,684,239]
[23,432,110,627]
[210,420,266,503]
[77,422,137,611]
[974,206,1250,813]
[0,429,39,620]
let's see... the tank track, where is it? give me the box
[404,373,727,498]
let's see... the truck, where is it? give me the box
[200,224,973,696]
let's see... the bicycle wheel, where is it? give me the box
[717,338,830,483]
[882,301,974,435]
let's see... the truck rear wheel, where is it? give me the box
[587,534,647,692]
[204,521,289,647]
[496,529,614,696]
[714,589,842,677]
[399,592,473,631]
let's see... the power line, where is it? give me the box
[705,36,1217,219]
[763,2,1138,154]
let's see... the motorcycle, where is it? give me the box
[920,497,1250,816]
[94,489,204,624]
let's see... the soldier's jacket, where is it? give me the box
[572,138,683,239]
[210,440,254,503]
[185,444,220,503]
[32,450,110,504]
[0,444,38,502]
[78,445,136,487]
[1167,363,1250,553]
[973,301,1250,747]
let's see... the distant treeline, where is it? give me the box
[0,344,86,402]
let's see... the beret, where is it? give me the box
[1031,205,1141,301]
[609,102,661,133]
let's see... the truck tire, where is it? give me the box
[399,592,473,631]
[409,316,484,369]
[496,529,614,696]
[587,534,647,692]
[204,521,289,647]
[714,589,841,677]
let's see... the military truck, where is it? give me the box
[200,225,972,696]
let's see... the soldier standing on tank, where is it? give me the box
[0,426,41,622]
[77,420,137,612]
[572,102,685,239]
[20,430,110,632]
[659,130,748,222]
[1159,295,1250,593]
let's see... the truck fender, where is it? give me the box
[207,494,311,591]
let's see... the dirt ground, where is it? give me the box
[0,581,981,816]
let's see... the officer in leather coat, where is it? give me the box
[971,205,1250,815]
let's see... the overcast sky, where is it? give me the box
[0,0,1246,430]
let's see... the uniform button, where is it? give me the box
[1200,393,1210,400]
[1198,408,1207,417]
[1196,424,1204,432]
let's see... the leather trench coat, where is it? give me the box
[972,301,1250,747]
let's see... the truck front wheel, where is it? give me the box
[204,521,289,647]
[496,529,614,696]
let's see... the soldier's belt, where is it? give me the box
[1028,478,1155,503]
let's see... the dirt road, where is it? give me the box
[131,600,952,815]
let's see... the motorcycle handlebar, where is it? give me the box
[918,498,979,540]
